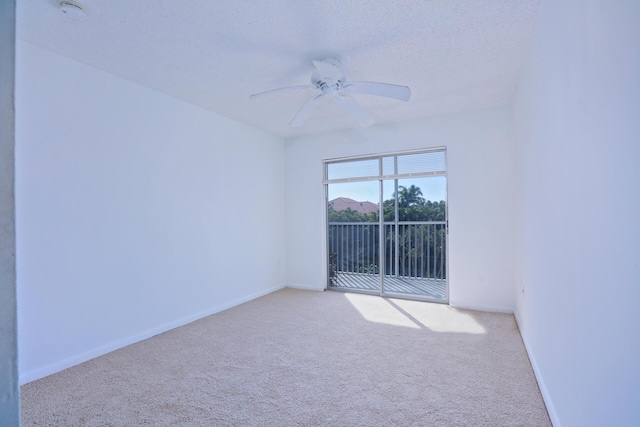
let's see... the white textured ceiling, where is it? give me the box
[17,0,540,138]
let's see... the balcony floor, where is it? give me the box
[329,272,447,301]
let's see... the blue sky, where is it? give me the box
[328,176,446,204]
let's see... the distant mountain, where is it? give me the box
[329,197,379,214]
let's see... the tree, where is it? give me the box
[327,206,377,223]
[398,185,425,207]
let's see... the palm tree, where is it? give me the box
[397,185,425,207]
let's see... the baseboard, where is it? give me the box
[449,301,514,314]
[285,283,325,292]
[19,283,286,385]
[514,311,561,427]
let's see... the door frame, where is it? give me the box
[323,147,449,304]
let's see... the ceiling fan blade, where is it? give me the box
[335,93,375,127]
[250,85,316,98]
[290,94,323,127]
[341,81,411,101]
[312,59,339,82]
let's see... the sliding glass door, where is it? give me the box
[325,149,448,303]
[327,181,381,293]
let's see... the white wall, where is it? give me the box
[512,1,640,425]
[285,108,517,312]
[16,41,286,383]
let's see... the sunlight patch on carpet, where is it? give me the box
[345,292,486,334]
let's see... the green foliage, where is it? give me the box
[327,206,377,223]
[328,185,445,223]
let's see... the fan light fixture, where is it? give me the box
[251,59,411,127]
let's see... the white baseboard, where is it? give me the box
[449,301,514,314]
[19,284,285,385]
[285,283,325,292]
[514,311,561,427]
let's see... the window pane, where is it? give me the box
[396,151,446,175]
[327,158,378,180]
[382,156,395,175]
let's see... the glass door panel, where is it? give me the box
[327,181,380,294]
[381,176,447,301]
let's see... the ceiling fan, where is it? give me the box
[250,59,411,127]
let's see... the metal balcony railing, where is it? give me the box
[328,222,447,280]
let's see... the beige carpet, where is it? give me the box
[21,289,550,426]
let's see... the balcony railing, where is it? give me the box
[328,221,447,280]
